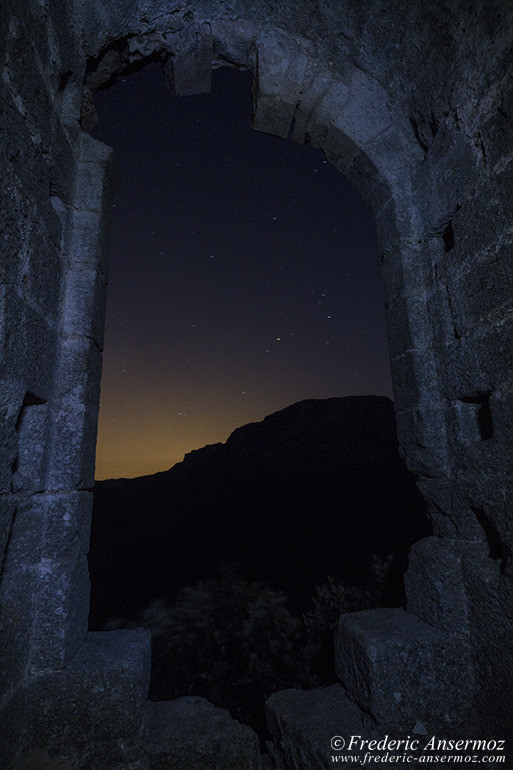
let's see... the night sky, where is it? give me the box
[93,63,392,480]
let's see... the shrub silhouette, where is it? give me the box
[106,559,394,732]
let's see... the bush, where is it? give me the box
[104,556,396,734]
[126,571,316,731]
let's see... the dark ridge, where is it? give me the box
[89,396,430,628]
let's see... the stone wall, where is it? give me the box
[1,0,512,764]
[1,0,88,758]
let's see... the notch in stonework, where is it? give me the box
[12,392,48,493]
[453,392,493,445]
[474,508,511,573]
[442,221,455,253]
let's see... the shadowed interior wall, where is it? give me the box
[1,0,512,763]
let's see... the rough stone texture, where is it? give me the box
[266,684,510,769]
[405,537,468,627]
[335,608,470,727]
[163,22,213,96]
[459,547,513,736]
[25,630,151,750]
[142,697,261,769]
[1,0,513,763]
[266,685,381,769]
[0,628,151,766]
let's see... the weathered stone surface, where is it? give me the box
[11,401,48,493]
[459,549,513,737]
[142,697,261,769]
[0,388,21,495]
[251,29,316,139]
[46,404,99,491]
[1,556,90,671]
[3,492,92,566]
[394,405,449,482]
[2,0,513,763]
[26,630,151,750]
[163,23,213,96]
[0,286,59,398]
[61,265,108,345]
[0,562,34,697]
[335,608,470,727]
[0,494,16,567]
[266,684,380,769]
[405,537,473,632]
[54,336,103,414]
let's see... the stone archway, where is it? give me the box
[1,3,512,765]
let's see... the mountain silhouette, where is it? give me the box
[88,396,430,629]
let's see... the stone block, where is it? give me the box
[11,401,48,492]
[360,121,423,208]
[3,491,92,567]
[266,685,380,769]
[459,549,513,733]
[72,162,112,214]
[252,29,314,139]
[345,148,391,215]
[335,608,470,725]
[386,293,433,360]
[46,404,98,491]
[390,349,439,414]
[395,404,447,455]
[402,443,448,480]
[0,495,16,569]
[55,335,103,412]
[292,71,339,146]
[480,85,513,170]
[425,283,459,352]
[0,406,18,493]
[79,131,115,170]
[451,398,487,445]
[395,403,449,479]
[163,23,213,97]
[21,556,90,670]
[0,560,34,697]
[451,161,513,261]
[405,536,470,631]
[68,207,111,273]
[415,476,460,538]
[142,697,261,769]
[380,239,436,309]
[22,225,63,323]
[211,19,259,69]
[441,319,513,403]
[331,61,395,150]
[61,265,108,346]
[447,241,513,333]
[26,630,151,749]
[1,554,90,678]
[414,129,479,228]
[318,122,361,174]
[1,287,58,397]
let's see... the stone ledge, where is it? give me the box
[335,608,470,726]
[24,629,151,750]
[141,697,261,769]
[266,684,380,769]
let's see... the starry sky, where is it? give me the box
[93,63,392,480]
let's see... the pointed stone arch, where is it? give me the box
[1,2,512,763]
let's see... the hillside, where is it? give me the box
[89,396,430,628]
